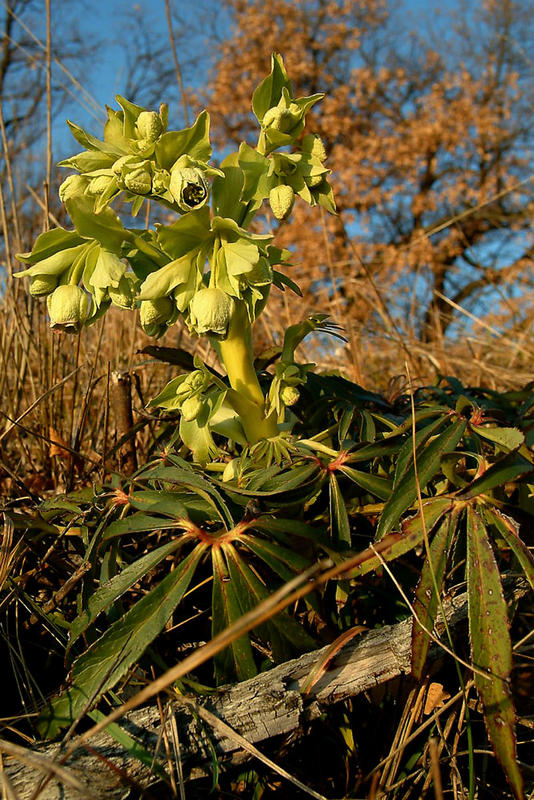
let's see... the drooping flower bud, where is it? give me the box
[87,174,114,196]
[46,285,89,333]
[280,385,300,406]
[189,287,233,338]
[301,134,327,162]
[178,370,209,398]
[29,274,58,298]
[124,166,152,195]
[305,174,324,188]
[269,185,295,220]
[169,166,209,212]
[135,111,163,143]
[59,174,89,203]
[140,297,175,337]
[109,275,137,309]
[263,102,302,135]
[181,394,203,422]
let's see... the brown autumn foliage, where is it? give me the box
[1,0,534,498]
[203,0,534,363]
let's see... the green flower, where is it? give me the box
[169,163,209,212]
[109,275,138,309]
[124,165,153,195]
[59,175,90,203]
[135,111,163,143]
[29,274,59,298]
[269,185,295,220]
[189,287,233,338]
[139,297,177,337]
[152,169,171,196]
[46,285,89,333]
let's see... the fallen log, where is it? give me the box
[2,579,528,800]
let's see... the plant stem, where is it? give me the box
[218,303,278,444]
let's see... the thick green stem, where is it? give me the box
[218,304,278,444]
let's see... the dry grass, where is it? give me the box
[1,257,533,502]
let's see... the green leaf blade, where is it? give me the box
[38,544,206,738]
[329,472,351,545]
[466,507,524,800]
[376,418,466,539]
[411,512,457,680]
[67,537,185,655]
[211,546,256,683]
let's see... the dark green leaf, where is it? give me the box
[483,507,534,590]
[393,415,447,488]
[272,270,303,296]
[329,472,351,545]
[144,465,235,528]
[459,452,534,500]
[38,545,206,738]
[338,465,393,501]
[211,546,256,683]
[240,534,313,582]
[411,511,458,680]
[376,419,466,539]
[103,513,188,540]
[471,426,525,453]
[466,507,523,800]
[345,498,453,580]
[224,545,315,663]
[67,537,186,655]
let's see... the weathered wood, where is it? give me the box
[2,580,527,799]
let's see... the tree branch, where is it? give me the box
[2,578,528,800]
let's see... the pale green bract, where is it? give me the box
[14,53,338,460]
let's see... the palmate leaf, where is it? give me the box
[376,418,466,539]
[37,544,206,738]
[143,464,235,528]
[224,544,315,664]
[393,415,449,488]
[211,547,256,684]
[411,510,459,680]
[250,516,328,547]
[466,507,524,800]
[482,507,534,590]
[344,498,453,580]
[67,537,188,657]
[214,463,320,500]
[239,534,321,613]
[338,465,393,501]
[240,533,314,583]
[329,472,351,545]
[459,451,534,500]
[102,512,190,540]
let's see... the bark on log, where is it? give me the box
[2,579,527,800]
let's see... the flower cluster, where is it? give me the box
[57,99,221,217]
[15,54,338,461]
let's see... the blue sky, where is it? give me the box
[51,0,461,155]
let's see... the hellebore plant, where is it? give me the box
[16,60,534,800]
[16,53,338,464]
